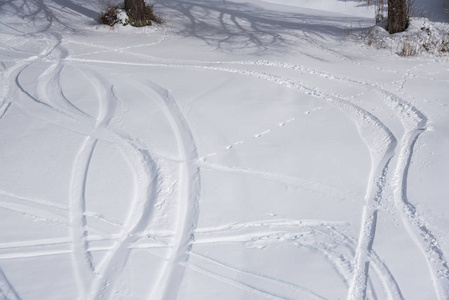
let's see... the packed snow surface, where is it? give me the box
[1,0,449,299]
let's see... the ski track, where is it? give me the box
[303,65,449,300]
[391,125,449,299]
[2,7,447,298]
[192,221,350,300]
[200,162,361,202]
[0,190,123,236]
[66,26,169,59]
[86,144,159,300]
[0,196,68,226]
[68,56,404,299]
[0,102,11,120]
[69,134,97,296]
[0,267,20,300]
[0,217,403,299]
[189,253,326,300]
[195,220,381,299]
[0,212,403,299]
[0,33,69,300]
[3,32,162,299]
[17,51,404,298]
[69,71,161,300]
[138,81,201,300]
[25,40,105,297]
[188,263,286,300]
[55,55,119,297]
[190,251,327,300]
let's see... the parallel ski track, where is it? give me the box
[15,69,175,299]
[4,33,162,299]
[200,162,361,202]
[81,82,158,299]
[136,81,201,300]
[0,190,123,236]
[0,222,370,298]
[0,32,68,300]
[67,55,407,298]
[258,60,449,300]
[2,15,446,298]
[0,267,20,300]
[0,218,404,299]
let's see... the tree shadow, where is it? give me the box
[53,0,98,20]
[157,0,371,54]
[0,0,99,34]
[338,0,449,23]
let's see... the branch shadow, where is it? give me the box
[53,0,99,20]
[157,0,371,55]
[0,0,99,34]
[338,0,449,22]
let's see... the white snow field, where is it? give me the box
[1,0,449,299]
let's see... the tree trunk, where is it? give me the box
[387,0,408,34]
[124,0,148,27]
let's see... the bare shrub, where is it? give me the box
[145,4,164,25]
[440,40,449,53]
[364,31,389,49]
[99,1,120,26]
[397,41,417,56]
[375,0,387,23]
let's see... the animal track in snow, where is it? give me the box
[200,110,318,162]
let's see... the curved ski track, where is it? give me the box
[0,267,20,300]
[2,14,448,300]
[67,52,449,299]
[3,34,163,300]
[136,81,201,300]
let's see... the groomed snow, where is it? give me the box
[1,0,449,299]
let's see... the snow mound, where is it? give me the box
[363,18,449,56]
[116,8,130,25]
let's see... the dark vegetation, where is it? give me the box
[99,0,163,27]
[99,1,120,26]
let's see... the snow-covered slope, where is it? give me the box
[1,0,449,299]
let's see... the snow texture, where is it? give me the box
[0,0,449,299]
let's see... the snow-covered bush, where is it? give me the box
[360,18,449,56]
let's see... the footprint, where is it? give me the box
[199,153,217,162]
[254,130,271,138]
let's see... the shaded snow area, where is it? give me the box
[1,0,449,299]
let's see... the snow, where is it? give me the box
[0,0,449,299]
